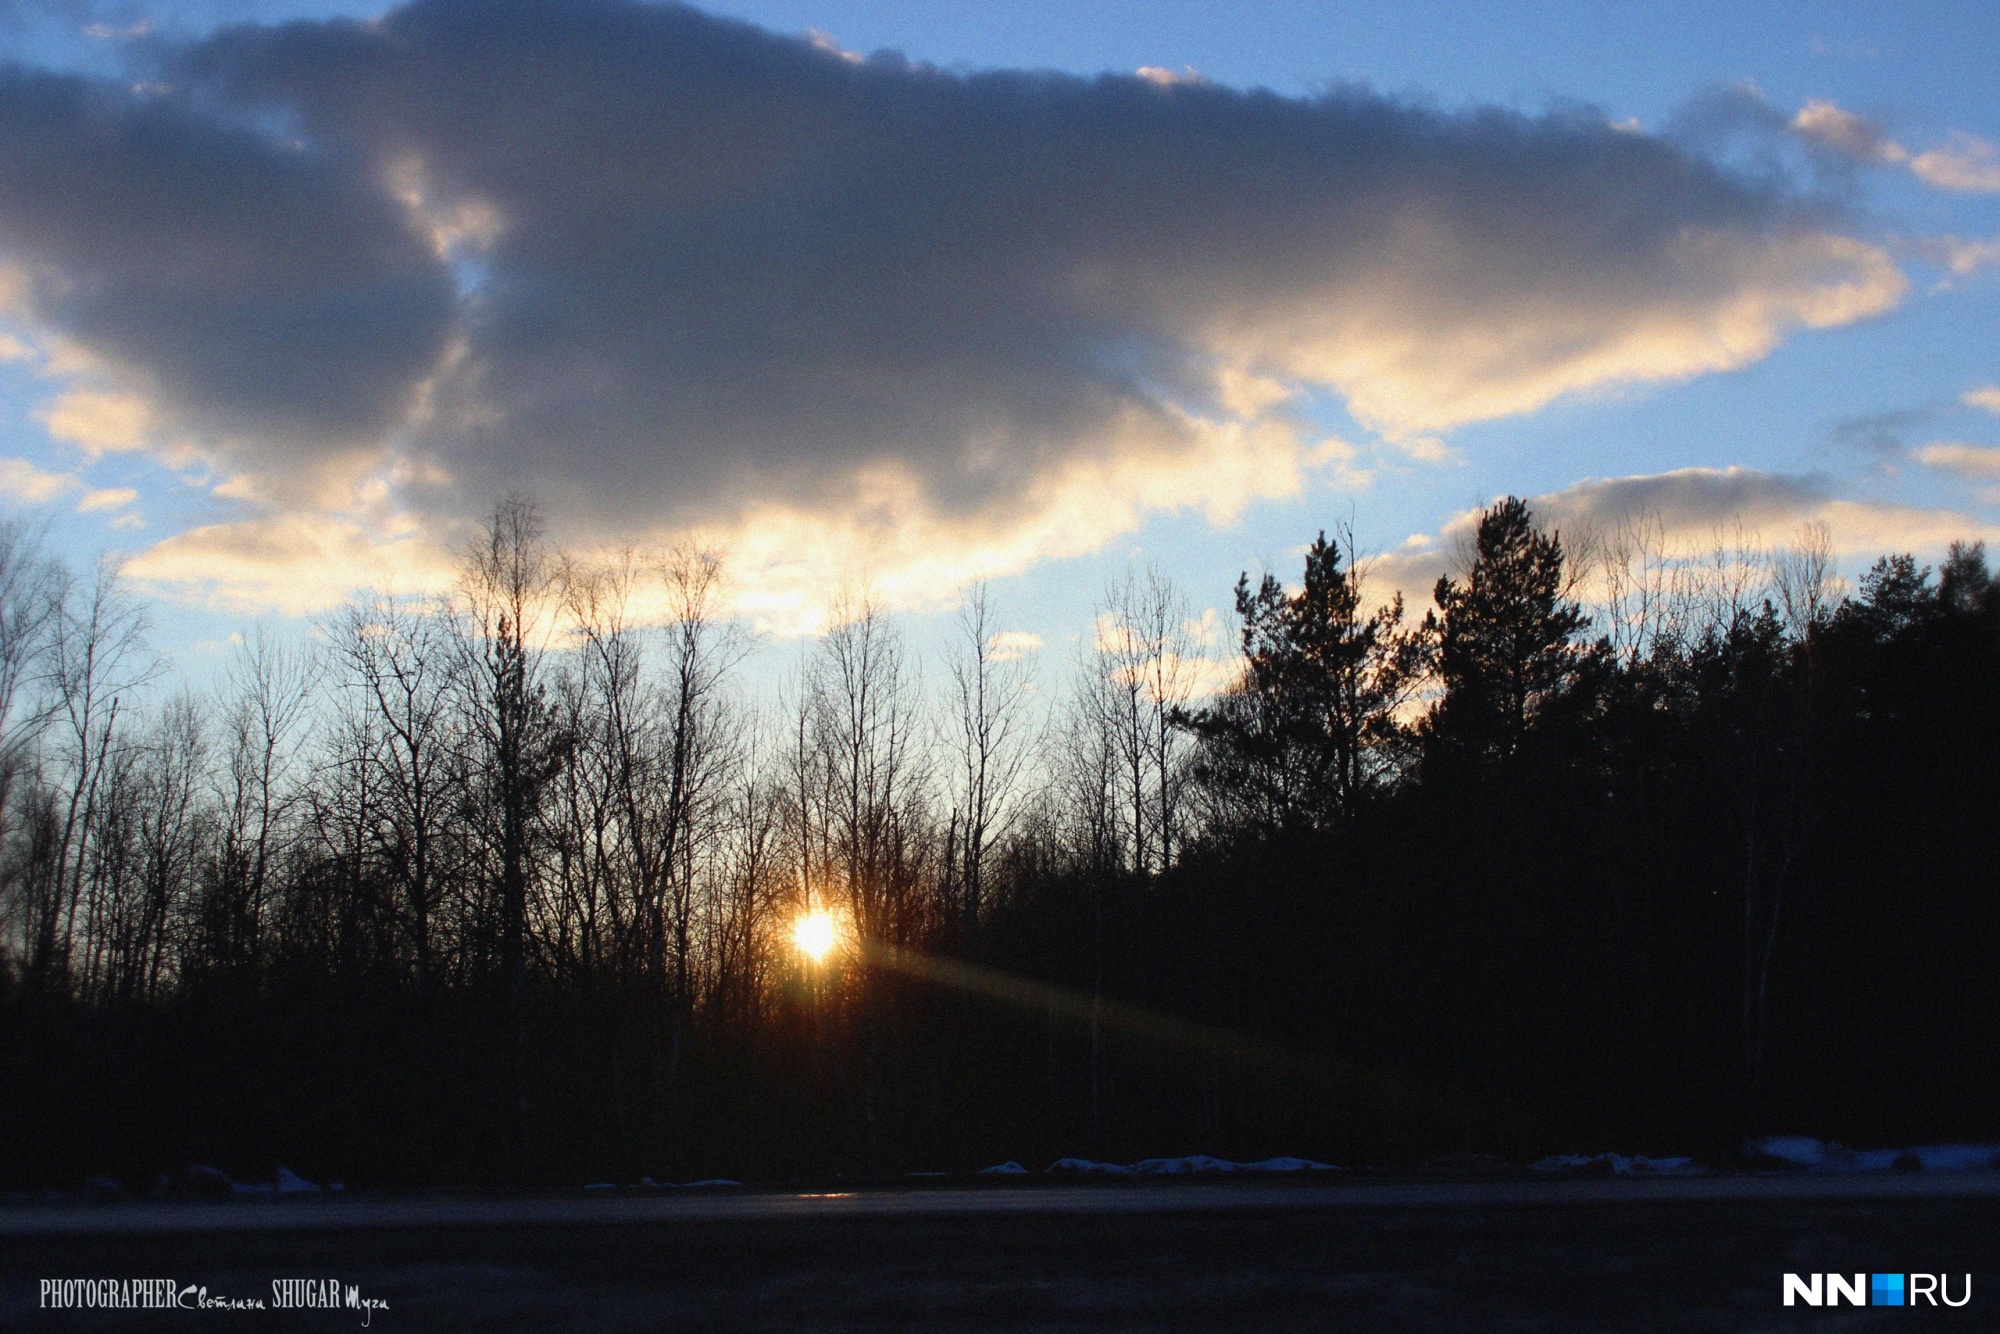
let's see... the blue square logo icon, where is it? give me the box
[1871,1274,1905,1306]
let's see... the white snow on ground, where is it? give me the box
[1530,1153,1704,1177]
[274,1166,321,1194]
[978,1161,1030,1175]
[182,1165,252,1195]
[1041,1155,1336,1175]
[185,1165,275,1196]
[179,1165,325,1196]
[1896,1146,2000,1171]
[1750,1136,1838,1168]
[1532,1138,2000,1176]
[1748,1137,2000,1172]
[1239,1157,1338,1173]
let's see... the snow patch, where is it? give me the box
[1748,1136,1839,1169]
[1240,1156,1337,1173]
[978,1160,1030,1175]
[1530,1153,1704,1177]
[274,1166,322,1194]
[1046,1158,1131,1175]
[1047,1155,1335,1175]
[1747,1137,2000,1173]
[1898,1145,2000,1172]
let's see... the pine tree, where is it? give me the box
[1187,529,1418,832]
[1421,497,1598,770]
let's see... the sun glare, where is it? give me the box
[793,910,837,963]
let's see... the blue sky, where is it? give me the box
[0,0,1995,681]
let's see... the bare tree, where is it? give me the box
[563,542,744,1143]
[456,493,566,1176]
[1771,521,1840,643]
[944,582,1035,942]
[41,556,157,987]
[135,694,207,997]
[1594,511,1694,668]
[812,595,928,947]
[803,594,934,1154]
[1095,566,1197,873]
[332,594,459,991]
[207,625,320,972]
[0,519,61,832]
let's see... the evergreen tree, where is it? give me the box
[1186,529,1418,832]
[1421,497,1599,770]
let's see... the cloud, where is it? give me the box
[0,455,75,503]
[1791,99,1903,164]
[1370,466,2000,610]
[1912,236,2000,278]
[123,509,457,614]
[986,630,1042,662]
[1909,134,2000,193]
[82,19,149,40]
[76,484,136,512]
[0,0,1908,618]
[1523,466,1838,537]
[1826,405,1941,456]
[1527,467,2000,556]
[1787,98,2000,193]
[0,453,140,519]
[35,386,153,453]
[695,409,1326,633]
[1914,442,2000,480]
[1965,385,2000,415]
[0,57,454,483]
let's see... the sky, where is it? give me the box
[0,0,1995,683]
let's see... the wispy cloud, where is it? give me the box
[1963,385,2000,415]
[35,388,153,455]
[1790,98,2000,193]
[1791,100,1903,163]
[0,456,74,504]
[124,509,456,615]
[1135,66,1206,87]
[1914,442,2000,480]
[1827,405,1938,456]
[81,20,151,41]
[1909,134,2000,193]
[77,485,137,513]
[986,630,1043,662]
[1910,235,2000,279]
[0,455,142,522]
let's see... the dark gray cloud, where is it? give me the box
[0,0,1904,585]
[1377,467,1834,604]
[1525,466,1833,535]
[1826,405,1939,457]
[1370,467,1998,614]
[0,60,452,463]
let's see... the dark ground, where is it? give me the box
[2,1174,1995,1331]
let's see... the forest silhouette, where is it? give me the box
[2,494,1995,1187]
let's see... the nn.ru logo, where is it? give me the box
[1783,1273,1971,1307]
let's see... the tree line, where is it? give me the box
[2,493,1996,1186]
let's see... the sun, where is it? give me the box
[792,910,837,963]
